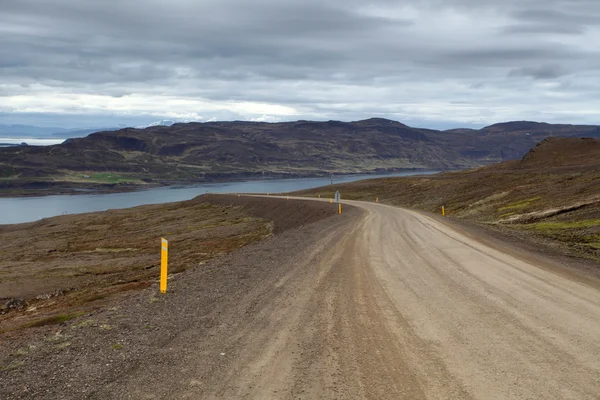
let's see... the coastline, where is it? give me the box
[0,168,439,198]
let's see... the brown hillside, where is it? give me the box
[2,119,600,196]
[298,137,600,265]
[519,137,600,168]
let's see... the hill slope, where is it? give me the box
[299,137,600,265]
[1,118,600,193]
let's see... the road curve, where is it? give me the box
[200,198,600,399]
[83,197,600,399]
[339,200,600,399]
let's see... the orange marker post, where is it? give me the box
[376,197,379,203]
[338,204,342,214]
[160,238,168,293]
[442,206,446,217]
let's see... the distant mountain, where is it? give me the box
[0,124,122,139]
[50,127,122,138]
[0,124,67,137]
[0,143,26,148]
[137,120,176,129]
[1,118,600,186]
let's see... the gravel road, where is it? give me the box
[2,197,600,399]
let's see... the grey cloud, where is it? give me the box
[508,65,568,80]
[0,0,600,126]
[512,8,600,26]
[441,47,576,69]
[502,24,585,35]
[503,8,600,35]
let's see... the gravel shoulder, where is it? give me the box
[0,196,359,399]
[2,196,599,399]
[420,210,600,287]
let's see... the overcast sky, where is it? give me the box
[1,0,600,129]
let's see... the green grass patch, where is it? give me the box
[531,219,600,231]
[112,343,124,350]
[22,312,86,329]
[89,173,136,183]
[498,197,541,212]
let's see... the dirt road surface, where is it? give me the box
[3,197,600,399]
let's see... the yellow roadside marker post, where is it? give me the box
[442,206,446,217]
[338,204,342,214]
[376,197,379,203]
[330,198,333,204]
[160,238,168,293]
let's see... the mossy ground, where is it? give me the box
[0,199,272,332]
[296,160,600,264]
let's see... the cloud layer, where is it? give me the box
[1,0,599,127]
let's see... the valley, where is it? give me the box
[2,118,600,196]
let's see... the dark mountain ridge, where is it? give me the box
[1,118,600,188]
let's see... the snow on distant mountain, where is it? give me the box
[137,120,176,128]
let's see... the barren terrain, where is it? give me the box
[0,195,334,332]
[298,137,600,268]
[1,195,599,399]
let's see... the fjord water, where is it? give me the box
[0,171,436,225]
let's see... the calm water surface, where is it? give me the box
[0,171,437,225]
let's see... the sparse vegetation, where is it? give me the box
[0,197,277,332]
[22,312,85,329]
[531,219,600,231]
[88,173,138,183]
[1,360,24,371]
[71,319,95,329]
[55,341,71,350]
[498,197,541,211]
[297,138,600,265]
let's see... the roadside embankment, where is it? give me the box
[296,137,600,272]
[0,194,338,333]
[0,196,360,399]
